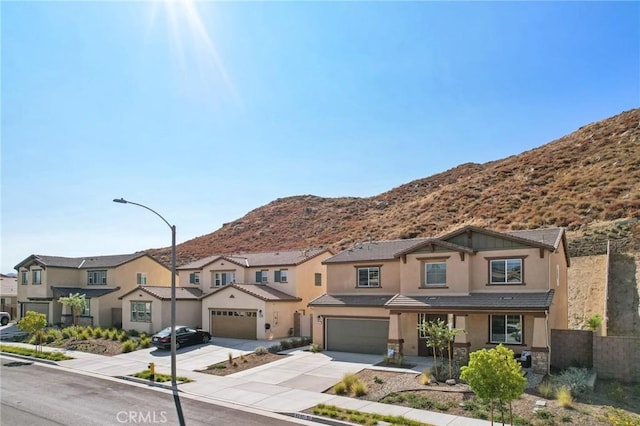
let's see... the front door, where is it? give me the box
[417,313,449,357]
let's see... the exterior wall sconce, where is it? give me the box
[317,315,323,323]
[258,309,263,317]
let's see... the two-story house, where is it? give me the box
[309,226,569,373]
[176,248,332,340]
[0,273,18,319]
[14,253,173,327]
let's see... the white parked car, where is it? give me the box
[0,312,10,326]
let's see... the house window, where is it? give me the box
[490,314,523,344]
[21,271,28,285]
[274,270,288,283]
[32,270,42,285]
[87,270,107,285]
[357,266,380,287]
[425,262,447,286]
[131,301,151,323]
[82,298,91,316]
[314,273,322,286]
[213,271,235,287]
[137,273,147,285]
[189,272,200,284]
[490,259,523,284]
[255,270,268,283]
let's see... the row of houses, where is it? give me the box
[15,225,569,373]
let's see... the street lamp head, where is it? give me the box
[113,198,128,204]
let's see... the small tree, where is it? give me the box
[59,293,87,326]
[18,311,48,352]
[460,344,526,426]
[417,318,462,380]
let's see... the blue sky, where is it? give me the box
[2,1,638,273]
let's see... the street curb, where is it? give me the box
[0,352,61,366]
[117,375,175,390]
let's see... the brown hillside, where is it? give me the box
[152,108,640,266]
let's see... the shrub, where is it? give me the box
[267,344,281,354]
[333,382,347,395]
[280,339,292,350]
[301,336,312,346]
[607,382,627,403]
[420,373,431,385]
[309,343,322,353]
[118,332,129,343]
[228,352,233,364]
[78,331,89,341]
[254,346,268,355]
[61,328,73,339]
[556,367,592,395]
[121,340,136,353]
[93,328,104,339]
[538,381,554,398]
[109,330,119,341]
[373,376,383,384]
[128,329,139,337]
[535,409,553,420]
[342,373,359,392]
[561,414,573,423]
[352,381,367,397]
[556,386,573,408]
[139,337,151,349]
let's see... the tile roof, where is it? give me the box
[178,248,330,270]
[118,285,204,300]
[308,294,396,307]
[202,284,301,302]
[385,290,555,310]
[51,286,121,298]
[323,239,430,264]
[15,253,147,270]
[506,228,565,249]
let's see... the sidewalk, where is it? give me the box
[0,341,491,426]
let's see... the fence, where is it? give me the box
[551,329,640,383]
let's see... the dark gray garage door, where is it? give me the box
[326,318,389,355]
[210,310,257,339]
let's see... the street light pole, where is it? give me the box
[113,198,185,426]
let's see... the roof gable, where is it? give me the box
[15,252,152,270]
[178,248,332,270]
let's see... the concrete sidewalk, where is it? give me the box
[1,340,491,426]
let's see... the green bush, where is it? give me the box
[267,344,281,354]
[128,329,139,337]
[342,373,358,392]
[538,381,554,398]
[139,337,151,349]
[556,386,573,408]
[556,367,592,395]
[333,382,347,395]
[118,332,129,343]
[61,328,73,339]
[309,343,322,353]
[121,340,137,353]
[353,381,367,397]
[0,344,73,361]
[280,339,292,350]
[93,328,104,339]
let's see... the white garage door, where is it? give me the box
[326,318,389,355]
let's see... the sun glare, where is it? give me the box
[146,0,238,104]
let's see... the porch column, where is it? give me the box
[531,316,550,374]
[387,312,404,361]
[453,315,470,366]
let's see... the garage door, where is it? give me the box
[22,303,49,322]
[326,318,389,355]
[210,310,257,339]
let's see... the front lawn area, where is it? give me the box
[0,344,74,361]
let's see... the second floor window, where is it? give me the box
[490,259,523,284]
[425,262,447,286]
[357,266,380,287]
[255,270,268,283]
[274,270,288,283]
[314,273,322,286]
[137,273,147,285]
[214,271,235,287]
[32,270,42,285]
[21,271,28,285]
[189,272,200,284]
[88,270,107,285]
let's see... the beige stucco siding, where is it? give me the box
[201,289,266,338]
[294,253,330,303]
[112,256,172,287]
[468,248,550,292]
[548,242,569,330]
[121,290,159,334]
[400,252,471,295]
[325,260,401,294]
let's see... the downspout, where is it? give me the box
[545,309,551,375]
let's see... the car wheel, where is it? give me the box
[176,341,181,349]
[0,317,8,326]
[202,335,210,343]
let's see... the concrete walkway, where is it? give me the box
[0,338,491,426]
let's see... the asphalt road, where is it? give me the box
[0,359,300,426]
